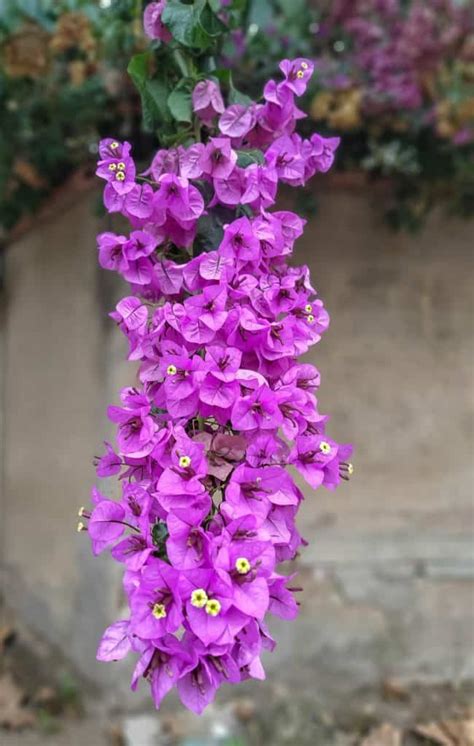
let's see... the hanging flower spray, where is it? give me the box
[79,0,353,714]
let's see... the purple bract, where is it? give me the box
[83,34,353,715]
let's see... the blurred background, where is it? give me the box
[0,1,473,745]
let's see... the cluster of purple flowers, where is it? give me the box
[319,0,474,142]
[82,42,352,714]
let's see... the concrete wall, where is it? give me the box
[270,187,474,693]
[1,194,130,692]
[1,188,473,700]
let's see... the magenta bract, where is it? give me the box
[87,44,353,715]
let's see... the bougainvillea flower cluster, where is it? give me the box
[80,11,352,714]
[219,0,473,230]
[317,0,474,141]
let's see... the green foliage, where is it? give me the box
[0,0,140,232]
[128,52,172,130]
[152,520,169,560]
[162,0,226,51]
[227,0,474,230]
[195,207,233,255]
[236,149,264,167]
[214,68,252,106]
[0,0,471,235]
[124,2,249,153]
[168,85,193,123]
[152,521,169,547]
[247,0,274,28]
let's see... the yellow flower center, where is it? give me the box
[116,171,126,181]
[235,557,251,575]
[179,455,191,469]
[167,364,177,376]
[205,599,221,617]
[301,62,309,70]
[152,603,167,619]
[347,463,354,476]
[305,304,313,313]
[110,141,119,149]
[307,314,315,323]
[297,70,305,79]
[117,161,126,170]
[76,521,85,532]
[78,506,85,517]
[108,163,117,171]
[191,589,208,608]
[320,441,331,455]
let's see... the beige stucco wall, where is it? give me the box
[274,187,474,691]
[2,194,129,690]
[1,187,473,698]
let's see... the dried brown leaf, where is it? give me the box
[13,160,47,190]
[414,723,454,746]
[361,723,402,746]
[448,719,474,745]
[413,719,474,746]
[3,22,50,79]
[382,678,411,702]
[0,674,35,730]
[0,625,16,653]
[107,723,126,746]
[233,697,257,722]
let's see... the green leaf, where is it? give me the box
[146,78,172,124]
[162,0,208,49]
[161,0,201,47]
[247,0,273,29]
[128,53,171,129]
[199,1,227,38]
[228,86,253,106]
[195,212,224,255]
[236,149,265,168]
[152,522,169,547]
[195,204,235,255]
[275,0,307,18]
[196,205,234,255]
[162,0,225,51]
[213,68,232,87]
[1,0,54,29]
[213,68,252,105]
[168,87,193,123]
[193,179,215,204]
[127,52,150,92]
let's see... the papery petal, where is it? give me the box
[97,621,132,661]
